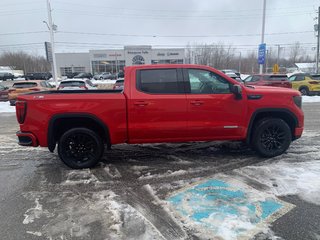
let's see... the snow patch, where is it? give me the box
[138,169,188,180]
[24,190,165,239]
[0,102,15,113]
[302,96,320,103]
[235,160,320,205]
[23,198,53,224]
[62,169,99,185]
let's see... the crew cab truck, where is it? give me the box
[16,64,304,169]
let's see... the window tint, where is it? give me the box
[13,82,38,88]
[288,76,296,81]
[296,75,305,81]
[138,69,181,94]
[60,81,86,87]
[187,69,231,94]
[264,75,288,81]
[251,76,261,82]
[244,76,253,82]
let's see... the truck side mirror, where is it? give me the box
[231,85,242,100]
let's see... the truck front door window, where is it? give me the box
[188,69,231,94]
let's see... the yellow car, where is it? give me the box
[288,74,320,96]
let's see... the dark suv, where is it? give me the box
[244,74,291,88]
[73,72,93,79]
[0,72,14,81]
[24,72,52,80]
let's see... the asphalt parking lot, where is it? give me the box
[0,101,319,240]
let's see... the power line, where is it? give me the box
[57,30,314,38]
[53,1,317,14]
[54,9,313,20]
[0,31,47,36]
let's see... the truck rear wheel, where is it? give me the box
[58,128,104,169]
[251,118,291,157]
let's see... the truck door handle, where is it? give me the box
[134,101,149,107]
[190,100,204,106]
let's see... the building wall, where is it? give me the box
[56,46,185,76]
[56,53,90,76]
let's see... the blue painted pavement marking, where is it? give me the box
[167,178,293,239]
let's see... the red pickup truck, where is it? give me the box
[16,64,304,169]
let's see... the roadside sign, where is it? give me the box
[273,64,279,73]
[45,42,53,63]
[258,43,266,64]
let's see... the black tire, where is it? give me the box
[299,87,309,96]
[58,128,104,169]
[251,118,291,158]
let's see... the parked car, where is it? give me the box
[224,72,243,83]
[0,72,14,81]
[113,79,124,90]
[94,72,116,80]
[117,71,124,78]
[15,64,303,169]
[8,80,54,105]
[73,72,93,79]
[221,69,241,77]
[244,74,291,88]
[64,72,80,79]
[24,72,52,80]
[288,73,320,95]
[57,79,97,90]
[0,84,9,101]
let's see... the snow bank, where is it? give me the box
[0,102,15,113]
[302,96,320,103]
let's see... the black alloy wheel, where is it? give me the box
[58,128,104,169]
[299,87,309,96]
[252,118,291,157]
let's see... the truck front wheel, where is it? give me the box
[58,128,104,169]
[251,118,291,157]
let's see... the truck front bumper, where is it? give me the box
[294,127,304,140]
[16,131,39,147]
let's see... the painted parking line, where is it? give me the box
[167,176,294,240]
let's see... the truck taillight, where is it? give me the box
[16,101,27,124]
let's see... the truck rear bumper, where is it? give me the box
[16,131,38,147]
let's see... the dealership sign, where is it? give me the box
[258,43,266,64]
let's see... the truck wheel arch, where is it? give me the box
[246,108,298,144]
[47,113,111,152]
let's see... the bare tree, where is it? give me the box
[0,51,50,73]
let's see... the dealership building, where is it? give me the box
[56,45,185,76]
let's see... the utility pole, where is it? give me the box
[46,0,58,88]
[259,0,267,74]
[238,52,242,73]
[276,44,281,65]
[316,6,320,73]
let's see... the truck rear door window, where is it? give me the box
[137,69,181,94]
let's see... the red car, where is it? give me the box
[15,64,304,169]
[0,84,9,101]
[244,74,291,88]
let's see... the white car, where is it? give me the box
[57,79,97,90]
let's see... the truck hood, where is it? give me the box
[244,85,300,96]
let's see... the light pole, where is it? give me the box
[46,0,58,88]
[259,0,267,74]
